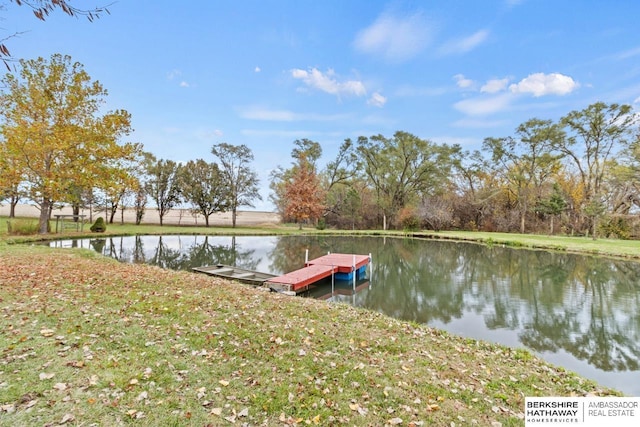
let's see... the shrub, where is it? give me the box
[90,217,107,233]
[600,216,630,240]
[316,217,326,230]
[397,206,420,232]
[6,219,39,235]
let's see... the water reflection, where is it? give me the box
[49,235,640,395]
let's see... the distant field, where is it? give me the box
[0,204,280,227]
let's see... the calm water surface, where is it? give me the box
[49,235,640,395]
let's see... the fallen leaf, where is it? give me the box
[219,379,229,386]
[211,407,223,416]
[388,417,403,425]
[238,407,248,417]
[60,413,75,424]
[53,383,67,391]
[39,372,55,380]
[40,329,55,337]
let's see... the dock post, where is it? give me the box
[353,254,356,290]
[331,264,335,299]
[305,249,309,265]
[369,253,373,288]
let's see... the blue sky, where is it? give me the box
[3,0,640,211]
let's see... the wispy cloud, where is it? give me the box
[353,11,433,62]
[291,67,366,98]
[614,46,640,60]
[238,106,350,122]
[454,74,475,89]
[439,29,489,55]
[394,84,447,97]
[368,92,387,107]
[481,78,510,93]
[167,69,191,87]
[167,69,182,80]
[453,93,514,116]
[452,118,509,129]
[509,72,578,96]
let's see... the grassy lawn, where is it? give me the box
[0,217,631,425]
[412,230,640,260]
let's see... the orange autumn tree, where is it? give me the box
[283,156,325,229]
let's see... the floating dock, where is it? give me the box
[266,253,370,294]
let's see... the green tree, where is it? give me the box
[483,119,563,233]
[0,54,137,233]
[179,159,229,227]
[322,138,359,220]
[143,155,182,226]
[291,138,322,169]
[357,131,453,229]
[536,183,567,235]
[554,102,637,235]
[211,143,261,228]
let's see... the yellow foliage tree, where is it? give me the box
[0,54,140,233]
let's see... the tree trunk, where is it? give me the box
[549,215,555,235]
[232,207,237,228]
[109,204,117,224]
[38,198,51,234]
[9,195,18,218]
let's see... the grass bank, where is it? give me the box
[0,239,620,426]
[409,230,640,261]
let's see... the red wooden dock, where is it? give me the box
[266,253,370,293]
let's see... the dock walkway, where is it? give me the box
[266,253,370,293]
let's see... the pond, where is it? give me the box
[48,234,640,396]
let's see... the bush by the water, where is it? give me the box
[90,217,107,233]
[6,219,39,235]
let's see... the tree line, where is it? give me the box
[2,54,640,238]
[270,106,640,239]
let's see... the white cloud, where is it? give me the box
[509,72,579,97]
[614,46,640,60]
[254,66,261,73]
[453,93,514,116]
[238,106,350,122]
[634,96,640,104]
[439,30,489,55]
[481,78,510,93]
[368,92,387,107]
[291,67,366,98]
[179,81,190,88]
[353,11,433,62]
[239,107,296,121]
[454,74,474,89]
[394,84,447,97]
[167,69,181,80]
[452,118,509,129]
